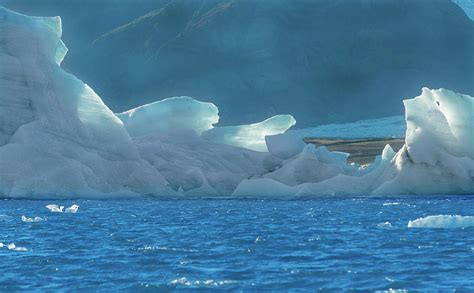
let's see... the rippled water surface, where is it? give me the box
[1,197,474,291]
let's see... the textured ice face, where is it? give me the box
[404,88,474,161]
[202,115,296,152]
[1,6,472,198]
[233,88,474,197]
[0,7,171,198]
[116,96,219,137]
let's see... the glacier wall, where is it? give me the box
[0,7,472,198]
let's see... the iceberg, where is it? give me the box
[116,97,219,137]
[0,7,472,199]
[202,115,296,152]
[0,7,172,198]
[233,88,474,197]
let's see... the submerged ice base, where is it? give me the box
[0,7,472,198]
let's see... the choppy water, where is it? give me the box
[1,197,474,291]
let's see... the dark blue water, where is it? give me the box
[1,197,474,291]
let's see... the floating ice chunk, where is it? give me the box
[377,222,393,229]
[45,204,79,213]
[202,115,296,152]
[408,215,474,228]
[4,243,28,252]
[65,204,79,213]
[21,215,44,222]
[265,132,305,159]
[46,204,64,213]
[116,97,219,137]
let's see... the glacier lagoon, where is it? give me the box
[2,197,474,291]
[0,4,474,291]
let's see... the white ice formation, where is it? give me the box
[408,215,474,228]
[116,97,219,137]
[0,7,172,198]
[46,204,79,213]
[0,7,472,198]
[233,88,474,197]
[21,215,44,222]
[202,115,296,152]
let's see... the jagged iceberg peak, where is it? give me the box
[116,96,219,137]
[0,6,67,65]
[404,88,474,161]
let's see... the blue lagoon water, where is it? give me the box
[1,197,474,291]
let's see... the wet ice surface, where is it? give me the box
[1,197,474,291]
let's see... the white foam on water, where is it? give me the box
[168,277,237,287]
[383,202,401,206]
[0,214,13,221]
[408,215,474,228]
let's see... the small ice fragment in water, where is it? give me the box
[46,204,64,213]
[6,243,27,252]
[65,204,79,213]
[383,202,400,206]
[21,215,44,222]
[377,222,393,229]
[45,204,78,213]
[408,215,474,228]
